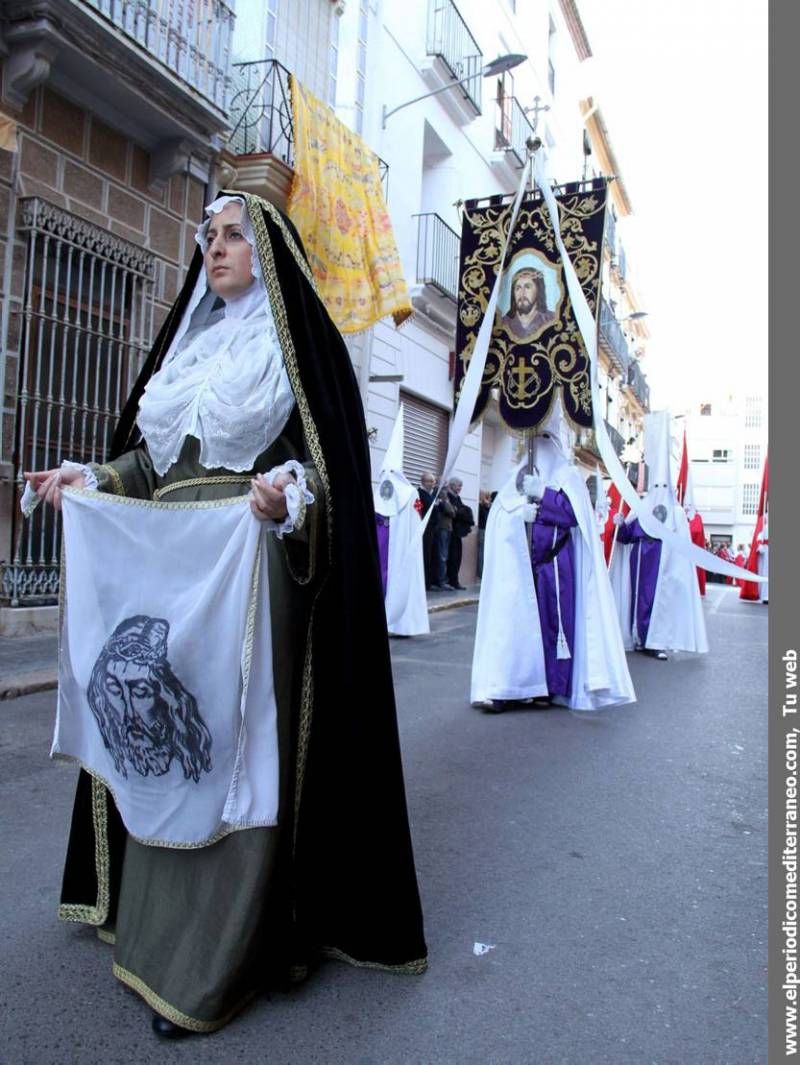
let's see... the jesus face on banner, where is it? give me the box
[498,254,562,341]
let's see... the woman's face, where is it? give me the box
[204,201,255,301]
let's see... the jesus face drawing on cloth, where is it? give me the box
[203,201,256,301]
[87,616,213,784]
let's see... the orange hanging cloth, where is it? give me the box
[287,75,413,334]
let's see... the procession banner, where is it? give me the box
[53,488,279,847]
[454,179,608,434]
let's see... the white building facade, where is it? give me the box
[684,391,768,551]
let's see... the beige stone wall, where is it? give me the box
[0,84,208,465]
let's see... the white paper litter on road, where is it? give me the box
[473,942,496,956]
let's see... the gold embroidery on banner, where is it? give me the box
[58,776,110,925]
[321,946,428,975]
[112,963,257,1033]
[153,475,251,501]
[458,189,604,436]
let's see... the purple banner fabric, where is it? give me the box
[375,514,390,598]
[530,488,578,696]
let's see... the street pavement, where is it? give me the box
[0,584,766,1064]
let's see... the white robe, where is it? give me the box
[610,501,709,654]
[471,451,635,710]
[374,471,430,637]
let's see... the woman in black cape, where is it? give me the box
[48,192,426,1034]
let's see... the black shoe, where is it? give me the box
[452,583,467,590]
[441,583,455,591]
[152,1014,193,1039]
[642,648,668,661]
[482,700,509,713]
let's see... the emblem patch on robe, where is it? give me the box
[88,616,212,783]
[454,180,609,433]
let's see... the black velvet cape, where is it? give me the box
[59,194,427,975]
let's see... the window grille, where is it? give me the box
[742,482,759,516]
[744,443,760,470]
[2,198,156,605]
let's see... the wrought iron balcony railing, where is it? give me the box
[426,0,483,115]
[599,295,630,375]
[578,420,626,463]
[604,420,626,458]
[626,359,650,410]
[82,0,235,111]
[226,60,389,190]
[495,95,536,168]
[413,213,460,303]
[228,59,294,163]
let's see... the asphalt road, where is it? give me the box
[0,584,767,1065]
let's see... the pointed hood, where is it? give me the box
[374,406,414,515]
[643,411,677,529]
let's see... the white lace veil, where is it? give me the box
[136,195,296,476]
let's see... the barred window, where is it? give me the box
[2,199,155,605]
[742,482,759,515]
[744,443,761,470]
[712,448,731,462]
[744,395,762,428]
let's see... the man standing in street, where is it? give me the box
[446,478,473,591]
[430,484,456,590]
[417,472,439,591]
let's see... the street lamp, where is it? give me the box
[382,53,528,128]
[617,311,648,322]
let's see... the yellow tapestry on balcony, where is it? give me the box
[287,76,412,333]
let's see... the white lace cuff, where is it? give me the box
[261,461,315,538]
[61,461,98,490]
[20,461,97,517]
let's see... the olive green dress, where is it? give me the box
[81,431,324,1031]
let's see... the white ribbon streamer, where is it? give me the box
[416,160,533,541]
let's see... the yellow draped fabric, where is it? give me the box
[287,76,412,334]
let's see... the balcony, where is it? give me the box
[626,359,650,411]
[598,295,630,375]
[492,95,535,185]
[577,420,626,464]
[423,0,483,124]
[410,212,460,335]
[605,420,626,458]
[0,0,234,178]
[224,60,388,210]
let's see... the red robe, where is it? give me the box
[603,484,629,565]
[688,512,706,596]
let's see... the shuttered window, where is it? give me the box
[401,391,449,484]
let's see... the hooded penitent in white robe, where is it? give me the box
[609,412,708,654]
[471,422,634,710]
[373,410,429,637]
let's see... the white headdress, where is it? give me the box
[136,195,295,476]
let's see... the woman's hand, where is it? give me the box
[24,467,86,511]
[250,471,294,522]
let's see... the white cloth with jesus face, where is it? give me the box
[53,487,279,847]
